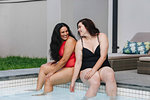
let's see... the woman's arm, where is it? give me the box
[54,36,76,71]
[93,33,109,70]
[85,33,109,79]
[70,40,83,92]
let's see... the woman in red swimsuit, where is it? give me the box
[36,23,76,95]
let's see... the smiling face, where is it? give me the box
[60,26,69,41]
[78,22,87,36]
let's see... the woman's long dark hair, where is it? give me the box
[77,18,100,36]
[49,23,76,62]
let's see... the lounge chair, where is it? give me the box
[108,32,150,71]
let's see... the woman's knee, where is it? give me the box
[40,63,49,72]
[105,71,116,82]
[91,79,100,87]
[40,64,46,70]
[90,73,101,86]
[101,67,115,80]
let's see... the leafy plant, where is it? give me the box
[0,56,47,70]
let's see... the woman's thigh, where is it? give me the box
[80,68,100,86]
[48,67,74,85]
[98,67,115,82]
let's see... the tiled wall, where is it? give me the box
[0,77,150,99]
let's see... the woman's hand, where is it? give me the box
[45,64,55,79]
[70,82,75,92]
[84,69,96,80]
[45,72,54,79]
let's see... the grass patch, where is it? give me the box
[0,56,47,70]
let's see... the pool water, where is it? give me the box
[0,84,144,100]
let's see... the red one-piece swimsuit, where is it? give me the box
[59,41,76,67]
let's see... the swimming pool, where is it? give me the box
[0,77,149,100]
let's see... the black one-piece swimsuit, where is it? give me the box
[80,35,110,71]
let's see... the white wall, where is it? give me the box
[118,0,150,52]
[47,0,61,61]
[61,0,109,39]
[0,1,47,58]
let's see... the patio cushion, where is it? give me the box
[139,57,150,61]
[108,53,148,60]
[123,41,150,54]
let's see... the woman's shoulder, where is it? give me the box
[65,36,76,46]
[98,33,106,36]
[98,33,107,38]
[76,39,82,46]
[75,39,82,50]
[67,36,76,42]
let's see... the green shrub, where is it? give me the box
[0,56,47,70]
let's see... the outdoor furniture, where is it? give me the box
[108,32,150,71]
[108,53,149,71]
[137,57,150,75]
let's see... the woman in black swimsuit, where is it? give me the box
[70,18,117,98]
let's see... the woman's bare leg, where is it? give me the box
[44,67,74,93]
[99,67,117,96]
[36,62,55,90]
[80,68,101,98]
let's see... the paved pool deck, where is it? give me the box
[0,68,150,91]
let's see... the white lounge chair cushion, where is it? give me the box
[139,57,150,62]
